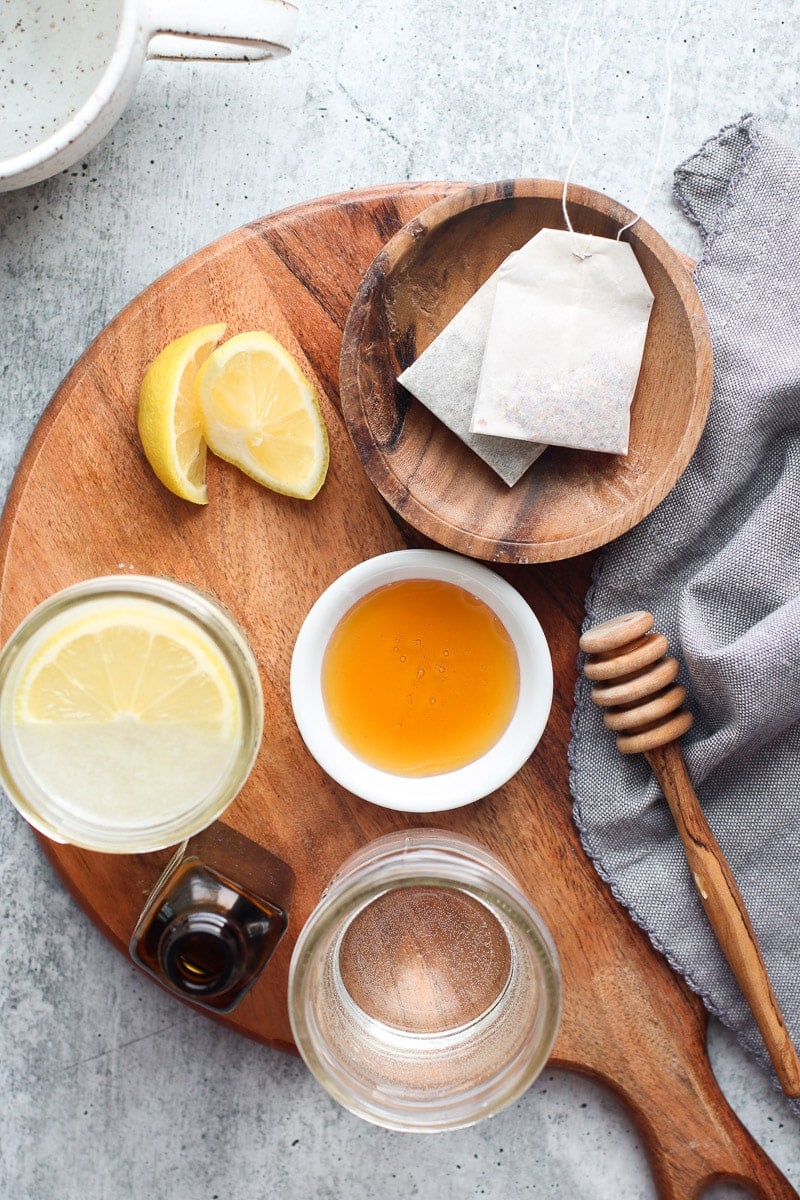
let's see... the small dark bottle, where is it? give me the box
[130,824,294,1013]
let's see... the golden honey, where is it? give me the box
[321,579,519,776]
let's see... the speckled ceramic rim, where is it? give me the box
[0,575,264,853]
[289,549,553,812]
[0,4,141,182]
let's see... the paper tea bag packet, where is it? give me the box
[471,228,654,455]
[397,259,546,487]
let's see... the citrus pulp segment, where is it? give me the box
[194,330,329,500]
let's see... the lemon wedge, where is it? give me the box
[194,330,329,500]
[137,323,226,504]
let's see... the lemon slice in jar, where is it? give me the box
[12,595,242,829]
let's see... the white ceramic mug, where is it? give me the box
[0,0,298,192]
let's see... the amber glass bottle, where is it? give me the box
[130,824,294,1013]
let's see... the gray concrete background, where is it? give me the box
[1,2,799,1196]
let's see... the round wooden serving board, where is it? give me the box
[0,184,795,1199]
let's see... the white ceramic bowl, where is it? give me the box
[290,550,552,812]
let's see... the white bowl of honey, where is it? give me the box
[290,550,552,812]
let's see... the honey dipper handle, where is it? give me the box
[646,742,800,1097]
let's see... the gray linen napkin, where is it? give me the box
[569,113,800,1111]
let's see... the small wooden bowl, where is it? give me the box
[339,179,713,564]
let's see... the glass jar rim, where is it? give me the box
[0,575,264,852]
[288,831,562,1132]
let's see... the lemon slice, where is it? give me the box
[16,597,239,731]
[194,330,329,500]
[12,596,242,829]
[137,323,226,504]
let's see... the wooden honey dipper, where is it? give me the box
[580,610,800,1098]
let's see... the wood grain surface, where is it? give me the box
[0,183,795,1199]
[339,180,714,563]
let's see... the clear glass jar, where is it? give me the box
[288,828,562,1132]
[0,575,263,853]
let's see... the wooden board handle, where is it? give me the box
[647,742,800,1098]
[561,1041,796,1200]
[590,1046,800,1198]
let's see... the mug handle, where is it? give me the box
[142,0,297,62]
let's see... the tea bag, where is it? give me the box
[397,259,546,487]
[470,228,654,454]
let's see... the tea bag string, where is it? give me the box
[561,0,686,255]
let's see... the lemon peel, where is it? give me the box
[137,323,226,504]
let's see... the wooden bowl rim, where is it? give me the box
[339,178,713,564]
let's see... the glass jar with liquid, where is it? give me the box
[0,574,263,853]
[288,828,562,1132]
